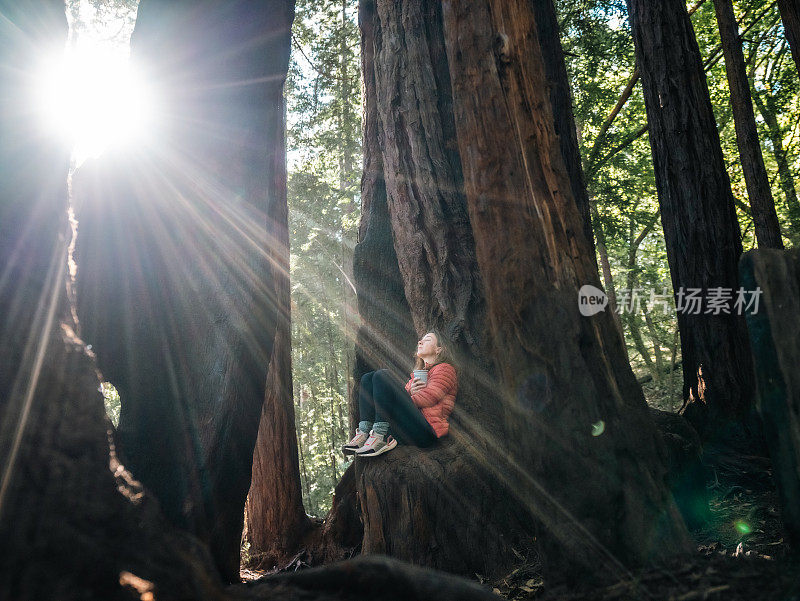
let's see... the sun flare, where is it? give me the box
[37,43,154,163]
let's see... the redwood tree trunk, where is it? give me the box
[778,0,800,75]
[443,0,689,568]
[627,0,759,450]
[531,0,596,256]
[73,0,295,581]
[354,0,689,579]
[351,0,417,416]
[713,0,783,249]
[244,93,313,569]
[0,3,227,598]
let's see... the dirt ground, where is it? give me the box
[489,476,798,601]
[243,474,798,600]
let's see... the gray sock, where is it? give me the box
[372,421,389,436]
[359,420,373,434]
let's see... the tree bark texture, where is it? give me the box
[72,0,294,581]
[351,0,419,418]
[531,0,596,256]
[355,0,528,579]
[627,0,759,450]
[441,0,689,568]
[366,0,488,360]
[714,0,783,249]
[355,0,690,579]
[739,248,800,546]
[752,88,800,241]
[778,0,800,75]
[0,3,226,598]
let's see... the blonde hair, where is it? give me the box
[413,329,454,370]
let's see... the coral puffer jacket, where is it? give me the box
[404,362,457,438]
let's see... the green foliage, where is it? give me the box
[558,0,800,395]
[101,382,121,427]
[67,0,138,50]
[287,0,361,516]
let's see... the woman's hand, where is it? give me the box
[408,378,427,395]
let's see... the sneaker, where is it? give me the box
[342,429,369,455]
[355,430,397,457]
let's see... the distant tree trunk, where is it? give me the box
[355,0,689,579]
[644,311,665,381]
[623,213,661,381]
[752,89,800,239]
[778,0,800,74]
[592,203,629,350]
[714,0,783,249]
[73,0,295,581]
[627,0,759,451]
[669,325,682,407]
[626,312,655,374]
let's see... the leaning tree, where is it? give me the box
[778,0,800,75]
[350,0,690,580]
[713,0,783,250]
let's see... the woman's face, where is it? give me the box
[416,332,440,358]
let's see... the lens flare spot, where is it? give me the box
[734,520,751,535]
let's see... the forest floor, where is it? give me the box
[489,375,800,600]
[489,474,799,601]
[242,465,798,600]
[488,478,798,600]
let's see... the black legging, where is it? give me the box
[358,369,437,447]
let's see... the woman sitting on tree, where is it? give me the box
[343,330,458,457]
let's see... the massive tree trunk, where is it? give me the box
[72,0,295,581]
[627,0,759,451]
[778,0,800,75]
[350,0,417,410]
[354,0,689,580]
[713,0,783,249]
[0,3,227,598]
